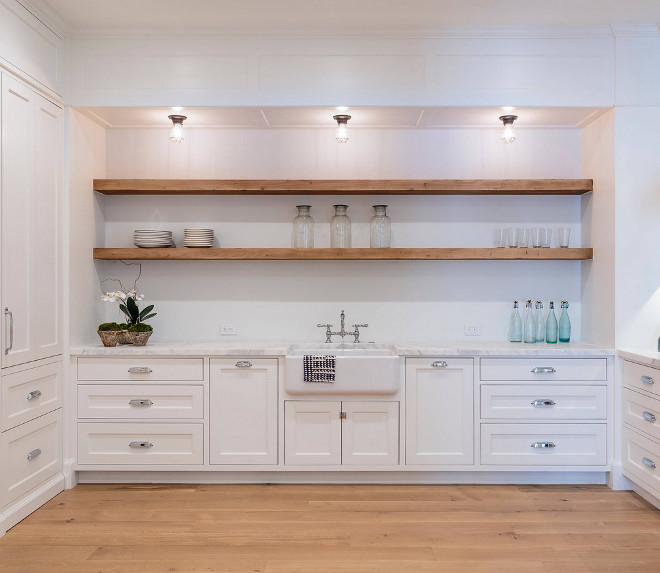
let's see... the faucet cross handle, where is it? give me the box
[317,324,334,343]
[352,324,369,343]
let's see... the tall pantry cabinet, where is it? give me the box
[0,71,64,536]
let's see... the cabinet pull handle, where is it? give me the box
[531,442,556,448]
[642,411,657,423]
[129,399,154,407]
[128,367,153,374]
[531,367,556,374]
[236,361,252,368]
[431,361,448,368]
[27,448,42,460]
[640,375,655,385]
[27,390,42,400]
[642,457,656,469]
[4,307,13,355]
[129,441,153,449]
[531,399,556,407]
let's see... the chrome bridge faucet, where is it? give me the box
[318,309,368,343]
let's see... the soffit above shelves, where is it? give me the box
[78,106,608,130]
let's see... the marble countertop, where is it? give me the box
[618,349,660,368]
[71,340,614,357]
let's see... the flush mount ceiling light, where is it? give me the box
[499,114,518,144]
[333,114,351,143]
[168,114,187,143]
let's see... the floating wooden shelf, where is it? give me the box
[93,179,593,196]
[93,248,593,261]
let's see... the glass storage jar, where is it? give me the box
[370,204,391,248]
[292,205,314,248]
[330,204,351,248]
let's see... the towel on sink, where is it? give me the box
[303,354,336,383]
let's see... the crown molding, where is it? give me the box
[15,0,69,36]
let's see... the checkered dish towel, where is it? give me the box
[303,354,336,383]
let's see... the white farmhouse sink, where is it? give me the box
[284,343,400,395]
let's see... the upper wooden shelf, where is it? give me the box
[93,179,594,196]
[93,248,593,261]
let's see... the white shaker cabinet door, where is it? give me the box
[405,358,474,465]
[285,400,341,465]
[342,401,399,465]
[1,73,34,368]
[210,358,278,465]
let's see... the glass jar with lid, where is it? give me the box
[330,204,351,248]
[292,205,314,248]
[370,204,391,248]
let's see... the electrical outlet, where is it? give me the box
[464,325,481,336]
[220,323,237,335]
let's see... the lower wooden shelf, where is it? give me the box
[93,248,593,261]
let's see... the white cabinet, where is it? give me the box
[1,72,61,368]
[209,358,278,465]
[284,400,399,466]
[405,358,474,465]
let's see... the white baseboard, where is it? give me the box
[607,461,633,490]
[1,473,65,537]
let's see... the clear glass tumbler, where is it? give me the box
[370,205,391,248]
[557,227,571,248]
[330,204,351,248]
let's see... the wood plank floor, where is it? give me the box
[1,484,659,572]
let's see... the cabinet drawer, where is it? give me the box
[623,361,660,399]
[480,358,607,382]
[77,358,204,381]
[2,361,62,431]
[481,384,607,421]
[623,388,660,443]
[481,423,607,466]
[78,385,204,420]
[1,410,62,504]
[622,427,660,495]
[77,423,203,465]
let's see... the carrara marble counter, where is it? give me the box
[618,349,660,368]
[71,341,614,357]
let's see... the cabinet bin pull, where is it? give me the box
[26,448,42,460]
[128,367,153,374]
[531,367,556,374]
[129,441,153,449]
[129,399,154,407]
[531,399,556,407]
[27,390,42,400]
[235,361,252,368]
[431,361,448,368]
[642,411,657,423]
[642,457,656,469]
[531,442,556,448]
[640,375,655,385]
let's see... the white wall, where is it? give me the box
[580,109,615,347]
[68,108,107,345]
[96,126,584,343]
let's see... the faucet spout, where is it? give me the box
[318,310,368,343]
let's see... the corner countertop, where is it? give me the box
[618,349,660,368]
[70,341,614,357]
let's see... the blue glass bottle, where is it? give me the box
[509,301,522,342]
[534,301,545,342]
[523,300,535,343]
[546,301,558,344]
[559,300,571,342]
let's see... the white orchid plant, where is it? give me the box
[100,262,156,327]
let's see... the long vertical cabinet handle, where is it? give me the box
[4,307,13,355]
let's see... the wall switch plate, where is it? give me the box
[464,325,481,336]
[221,323,237,335]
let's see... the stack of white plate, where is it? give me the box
[184,228,214,248]
[134,229,173,248]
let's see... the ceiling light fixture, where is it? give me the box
[499,114,518,144]
[168,114,187,143]
[333,114,351,143]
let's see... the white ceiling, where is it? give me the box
[32,0,660,33]
[78,106,607,130]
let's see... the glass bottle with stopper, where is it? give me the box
[559,300,571,342]
[546,301,558,344]
[509,301,522,343]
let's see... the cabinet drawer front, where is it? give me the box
[480,423,607,466]
[78,423,203,465]
[2,410,62,504]
[622,427,660,495]
[78,385,204,420]
[481,385,607,421]
[623,388,660,443]
[2,361,62,431]
[77,358,204,381]
[480,358,607,382]
[623,361,660,399]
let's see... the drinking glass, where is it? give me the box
[541,228,552,248]
[557,227,571,248]
[505,227,518,248]
[492,228,505,248]
[518,228,529,248]
[530,227,543,248]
